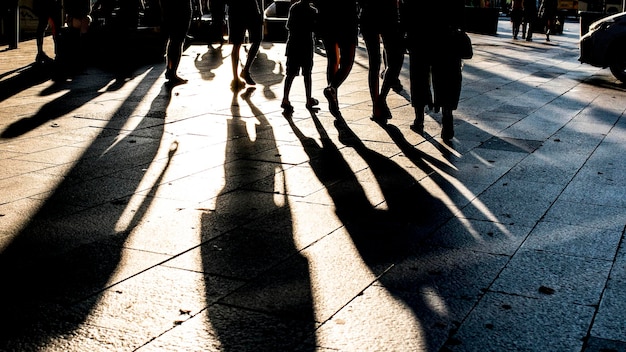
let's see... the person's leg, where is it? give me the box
[378,32,403,106]
[241,40,260,85]
[331,41,356,89]
[282,73,295,110]
[322,38,340,115]
[36,16,53,62]
[304,74,312,102]
[322,38,339,86]
[165,35,187,83]
[362,30,382,116]
[408,47,431,134]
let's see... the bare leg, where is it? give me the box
[241,41,260,85]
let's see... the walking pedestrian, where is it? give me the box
[522,0,537,41]
[401,0,465,141]
[510,0,524,39]
[226,0,262,91]
[33,0,62,64]
[313,0,358,116]
[538,0,558,41]
[281,0,319,113]
[160,0,192,84]
[359,0,404,124]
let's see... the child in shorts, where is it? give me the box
[281,0,318,112]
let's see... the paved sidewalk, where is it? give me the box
[1,18,626,351]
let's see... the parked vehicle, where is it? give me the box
[263,0,290,42]
[579,11,626,82]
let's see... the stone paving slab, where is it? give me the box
[1,17,625,351]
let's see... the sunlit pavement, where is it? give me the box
[1,17,625,351]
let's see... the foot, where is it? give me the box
[231,78,245,91]
[165,71,188,85]
[240,71,256,85]
[323,87,339,115]
[281,100,294,112]
[36,53,54,65]
[441,112,454,141]
[410,108,425,135]
[372,101,392,121]
[305,97,319,110]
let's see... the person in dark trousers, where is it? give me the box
[359,0,404,123]
[313,0,358,117]
[538,0,558,41]
[281,0,319,112]
[226,0,262,90]
[510,0,524,39]
[522,0,537,41]
[160,0,192,84]
[401,0,464,141]
[33,0,62,64]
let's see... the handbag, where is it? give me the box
[454,30,473,60]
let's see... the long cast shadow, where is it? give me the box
[0,66,173,349]
[286,111,466,350]
[0,63,53,103]
[200,88,315,351]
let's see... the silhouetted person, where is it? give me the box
[208,0,226,45]
[538,0,558,41]
[522,0,537,41]
[226,0,262,90]
[359,0,403,123]
[402,0,464,140]
[314,0,358,116]
[281,0,319,112]
[33,0,62,64]
[160,0,192,84]
[510,0,524,39]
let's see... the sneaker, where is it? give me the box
[323,87,339,115]
[305,97,319,110]
[281,101,294,112]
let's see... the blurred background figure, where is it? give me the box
[522,0,537,41]
[538,0,558,41]
[510,0,524,39]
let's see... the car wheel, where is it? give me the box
[609,55,626,83]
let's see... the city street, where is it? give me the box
[1,16,626,351]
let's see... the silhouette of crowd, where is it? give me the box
[27,0,473,141]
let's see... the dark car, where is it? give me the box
[579,11,626,83]
[263,0,291,42]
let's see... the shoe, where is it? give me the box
[281,101,294,112]
[305,97,319,110]
[323,87,339,115]
[36,53,54,65]
[371,102,392,123]
[410,109,424,135]
[441,112,454,141]
[240,71,256,85]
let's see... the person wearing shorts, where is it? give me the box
[281,0,319,112]
[226,0,262,89]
